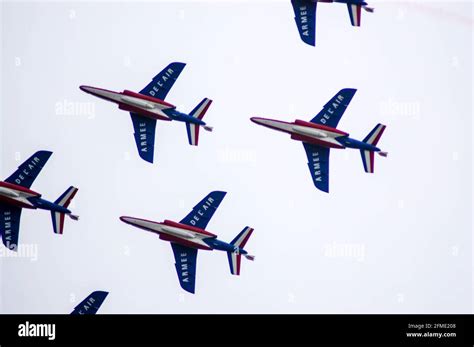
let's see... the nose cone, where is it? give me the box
[79,85,92,93]
[119,216,133,224]
[250,117,262,125]
[80,85,100,95]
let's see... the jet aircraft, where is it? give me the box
[120,191,254,294]
[291,0,374,46]
[0,151,79,250]
[251,88,387,193]
[80,62,213,163]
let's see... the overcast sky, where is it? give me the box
[0,0,472,313]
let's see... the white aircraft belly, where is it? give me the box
[0,187,35,207]
[253,118,294,132]
[82,86,171,119]
[0,186,20,198]
[291,125,342,146]
[82,87,123,103]
[122,217,209,247]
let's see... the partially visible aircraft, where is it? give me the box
[251,88,387,193]
[120,191,254,294]
[291,0,374,46]
[80,62,213,163]
[0,151,79,251]
[71,291,109,315]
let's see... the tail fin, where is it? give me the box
[186,98,213,146]
[227,226,254,276]
[51,186,79,235]
[361,124,387,173]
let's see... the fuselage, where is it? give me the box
[0,181,71,214]
[250,117,380,152]
[79,86,206,126]
[119,216,247,255]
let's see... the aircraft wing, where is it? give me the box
[139,62,186,100]
[310,89,357,128]
[0,204,22,251]
[4,150,52,188]
[130,113,157,163]
[179,191,227,230]
[171,243,198,294]
[71,291,109,315]
[347,3,362,26]
[291,0,317,46]
[303,143,330,193]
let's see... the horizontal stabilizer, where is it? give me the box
[364,6,374,13]
[245,254,255,261]
[51,212,66,234]
[186,123,200,146]
[360,150,375,173]
[347,4,362,27]
[228,252,242,276]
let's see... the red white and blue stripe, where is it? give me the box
[347,4,362,27]
[186,98,212,146]
[361,150,375,173]
[361,124,386,173]
[228,227,254,276]
[52,186,78,234]
[363,123,386,146]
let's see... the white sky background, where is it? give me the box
[0,1,472,313]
